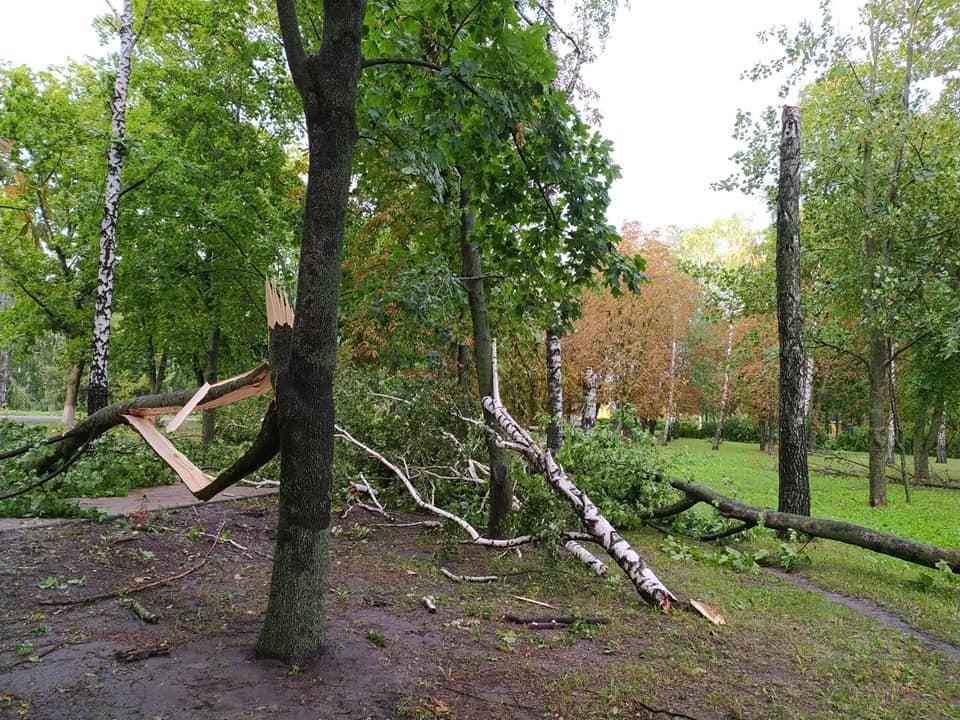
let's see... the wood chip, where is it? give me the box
[689,599,726,625]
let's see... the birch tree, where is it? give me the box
[87,0,149,413]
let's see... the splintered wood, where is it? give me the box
[265,279,294,328]
[118,280,290,498]
[123,414,214,494]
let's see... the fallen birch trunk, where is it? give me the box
[656,476,960,572]
[481,395,679,611]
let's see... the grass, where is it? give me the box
[659,438,960,645]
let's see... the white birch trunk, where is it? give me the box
[886,358,897,465]
[0,349,8,408]
[936,420,947,464]
[482,395,678,610]
[546,328,564,452]
[581,367,597,431]
[711,322,734,450]
[662,335,678,446]
[87,0,137,413]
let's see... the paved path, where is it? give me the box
[0,415,64,425]
[0,483,277,533]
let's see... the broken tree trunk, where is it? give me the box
[658,475,960,572]
[482,394,678,610]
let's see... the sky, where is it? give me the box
[1,1,862,233]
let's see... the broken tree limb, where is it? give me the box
[34,364,272,476]
[662,476,960,572]
[440,567,499,583]
[482,395,678,611]
[503,614,609,628]
[194,401,279,501]
[562,540,608,576]
[335,424,536,548]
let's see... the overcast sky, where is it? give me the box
[2,1,862,232]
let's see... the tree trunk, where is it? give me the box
[87,0,138,414]
[457,175,511,539]
[661,334,678,446]
[546,327,564,453]
[711,321,734,451]
[936,420,947,464]
[663,476,960,572]
[150,350,167,395]
[0,349,8,408]
[62,361,84,426]
[256,0,365,664]
[913,397,945,481]
[201,326,221,445]
[775,106,809,517]
[580,367,597,431]
[484,396,678,609]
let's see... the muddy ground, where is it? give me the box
[1,496,958,720]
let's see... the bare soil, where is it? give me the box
[1,496,959,720]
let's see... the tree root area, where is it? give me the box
[1,498,958,720]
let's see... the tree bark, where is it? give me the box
[711,321,734,451]
[87,0,139,413]
[913,397,944,481]
[580,367,597,431]
[661,334,678,446]
[775,105,809,517]
[862,14,888,507]
[483,395,678,609]
[201,326,221,444]
[546,326,564,453]
[256,0,366,664]
[936,419,947,464]
[62,361,84,426]
[0,349,8,408]
[456,177,511,538]
[662,476,960,572]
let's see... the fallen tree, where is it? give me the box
[651,475,960,572]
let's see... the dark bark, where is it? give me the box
[775,106,809,517]
[201,326,221,445]
[662,475,960,572]
[913,397,945,481]
[256,0,366,664]
[545,327,564,453]
[62,361,84,426]
[456,174,511,538]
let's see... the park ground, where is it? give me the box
[1,440,959,720]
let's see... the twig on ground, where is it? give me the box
[440,567,499,583]
[503,614,609,628]
[511,595,558,610]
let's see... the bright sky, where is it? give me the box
[2,1,862,233]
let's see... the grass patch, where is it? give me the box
[660,438,960,645]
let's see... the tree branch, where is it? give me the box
[275,0,310,97]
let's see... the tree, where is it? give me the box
[87,0,150,413]
[253,0,366,663]
[775,105,809,517]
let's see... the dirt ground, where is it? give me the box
[1,496,958,720]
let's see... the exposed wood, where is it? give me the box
[123,414,213,495]
[511,595,558,610]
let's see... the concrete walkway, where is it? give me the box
[0,483,278,533]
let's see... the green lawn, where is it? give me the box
[658,438,960,646]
